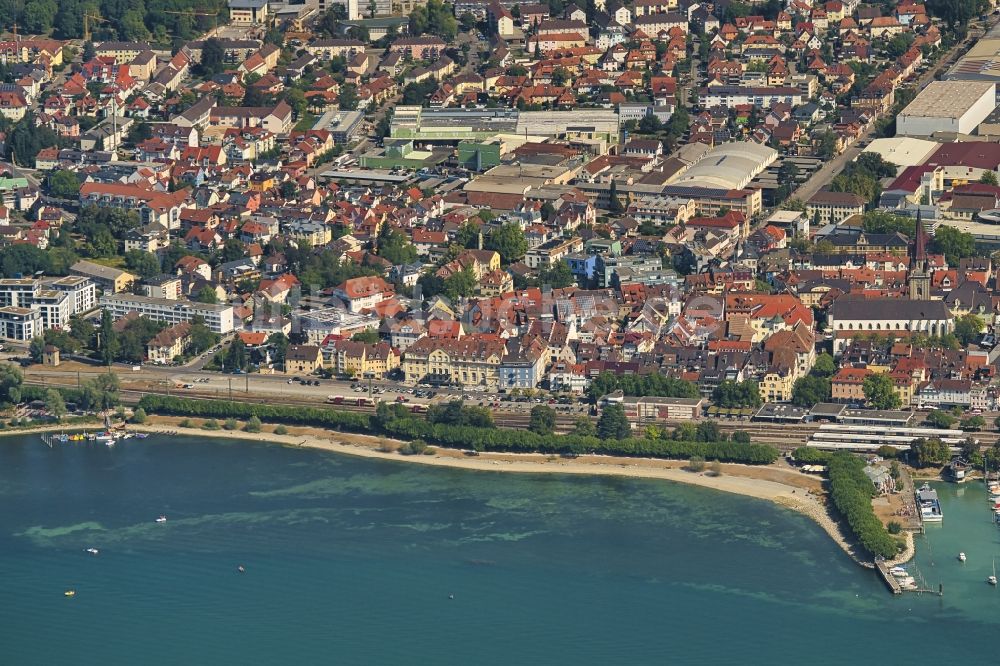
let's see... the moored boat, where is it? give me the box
[959,552,967,562]
[155,515,167,523]
[916,483,943,522]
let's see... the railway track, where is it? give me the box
[26,378,999,450]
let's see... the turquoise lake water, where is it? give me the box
[2,434,1000,665]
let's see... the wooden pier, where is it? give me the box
[875,560,903,594]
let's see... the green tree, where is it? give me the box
[220,238,246,264]
[44,388,67,421]
[608,179,624,214]
[187,317,219,355]
[696,420,722,442]
[131,407,147,424]
[245,416,263,433]
[962,415,986,431]
[926,409,958,429]
[811,353,836,378]
[443,266,476,300]
[199,38,226,77]
[862,373,901,410]
[933,226,976,266]
[980,170,998,186]
[124,250,163,279]
[377,226,418,265]
[954,313,985,345]
[351,328,380,344]
[791,375,831,407]
[225,337,248,372]
[195,286,219,304]
[339,84,359,110]
[529,404,556,435]
[711,380,761,408]
[267,332,290,364]
[484,223,527,264]
[537,260,575,288]
[454,221,481,249]
[21,0,56,34]
[28,335,46,363]
[910,437,951,467]
[48,170,81,198]
[0,363,22,406]
[597,403,631,439]
[99,309,118,366]
[572,415,597,437]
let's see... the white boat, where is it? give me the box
[890,567,908,577]
[916,483,943,522]
[989,559,997,586]
[85,547,99,555]
[105,439,116,447]
[959,552,967,562]
[155,515,167,523]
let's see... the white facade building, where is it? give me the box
[897,81,997,137]
[100,294,235,334]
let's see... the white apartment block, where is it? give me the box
[0,306,42,340]
[100,294,236,334]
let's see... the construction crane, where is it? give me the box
[83,12,108,43]
[163,10,221,35]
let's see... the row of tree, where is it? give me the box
[586,371,700,401]
[138,396,779,465]
[826,452,901,559]
[1,0,227,42]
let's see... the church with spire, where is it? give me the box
[908,210,931,300]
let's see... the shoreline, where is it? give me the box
[6,420,910,566]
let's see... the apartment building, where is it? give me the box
[403,336,506,388]
[806,191,865,225]
[0,306,42,341]
[525,237,584,269]
[99,294,236,334]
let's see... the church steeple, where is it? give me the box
[911,209,927,268]
[909,210,930,300]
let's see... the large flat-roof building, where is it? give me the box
[100,294,235,334]
[671,142,778,190]
[896,81,996,137]
[390,106,619,142]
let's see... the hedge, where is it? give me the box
[826,452,898,559]
[138,396,780,465]
[137,395,372,432]
[791,447,834,465]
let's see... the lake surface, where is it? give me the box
[2,434,999,665]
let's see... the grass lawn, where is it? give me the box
[89,257,126,269]
[294,113,317,131]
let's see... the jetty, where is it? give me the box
[875,560,903,595]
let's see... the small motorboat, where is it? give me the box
[889,566,908,577]
[237,565,246,574]
[64,590,76,597]
[105,439,116,447]
[85,548,99,555]
[989,576,998,586]
[155,515,167,523]
[959,552,967,562]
